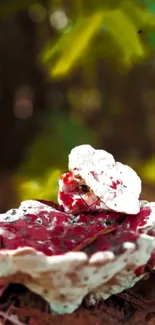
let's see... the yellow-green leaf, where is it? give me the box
[140,158,155,183]
[51,12,104,77]
[121,1,155,29]
[104,9,145,66]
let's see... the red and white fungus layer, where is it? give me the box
[0,199,154,314]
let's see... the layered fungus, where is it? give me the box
[0,145,154,315]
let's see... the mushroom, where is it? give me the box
[58,145,141,214]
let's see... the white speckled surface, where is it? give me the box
[68,145,141,214]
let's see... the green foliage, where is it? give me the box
[17,169,61,202]
[16,113,96,201]
[40,0,155,77]
[1,0,155,74]
[141,157,155,183]
[6,0,155,201]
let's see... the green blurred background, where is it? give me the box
[1,0,155,211]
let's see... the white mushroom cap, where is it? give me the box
[69,145,115,172]
[69,145,141,214]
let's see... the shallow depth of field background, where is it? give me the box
[1,0,155,211]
